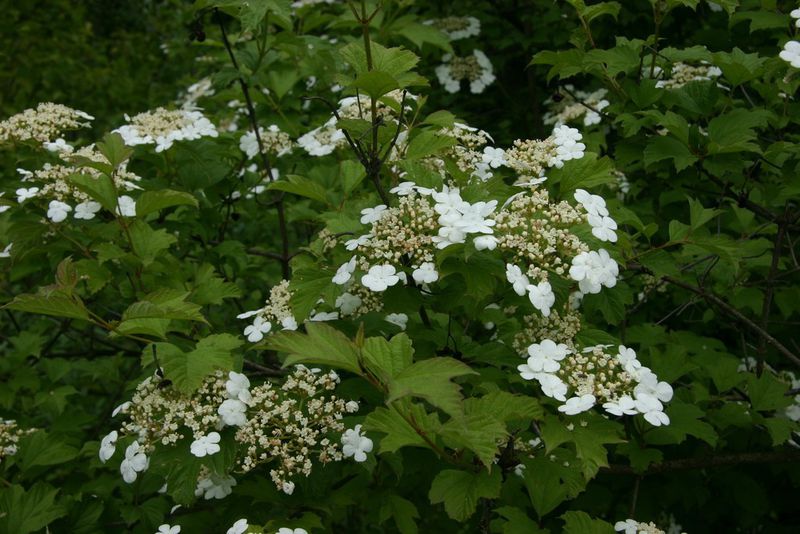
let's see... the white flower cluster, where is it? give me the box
[178,77,215,110]
[614,518,669,534]
[238,280,298,342]
[649,62,722,89]
[518,341,672,425]
[543,86,609,127]
[239,125,292,159]
[0,420,35,462]
[435,50,496,94]
[503,125,586,177]
[14,144,142,223]
[232,366,362,493]
[780,9,800,71]
[424,16,481,41]
[297,91,410,156]
[333,185,498,294]
[99,367,364,493]
[114,107,218,152]
[0,102,93,145]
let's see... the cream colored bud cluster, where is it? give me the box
[512,310,582,353]
[494,189,588,283]
[235,366,356,493]
[0,420,35,462]
[435,123,493,175]
[317,228,338,253]
[114,107,218,152]
[556,345,635,401]
[0,102,93,145]
[238,280,298,343]
[119,371,228,451]
[435,51,495,94]
[424,16,480,41]
[504,138,558,177]
[651,62,722,89]
[22,145,142,205]
[337,90,409,121]
[543,86,609,127]
[360,193,439,265]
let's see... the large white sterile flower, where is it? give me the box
[573,188,609,217]
[16,187,39,203]
[116,195,137,217]
[569,249,618,294]
[99,430,118,463]
[195,473,237,500]
[473,235,498,250]
[412,262,439,284]
[588,214,618,242]
[603,395,638,416]
[333,257,357,285]
[385,313,408,330]
[361,264,400,291]
[190,432,221,457]
[527,281,555,317]
[335,292,362,315]
[360,205,387,224]
[506,264,530,296]
[74,201,102,220]
[219,399,248,427]
[525,339,571,373]
[341,424,373,462]
[225,371,251,402]
[47,200,71,222]
[156,524,180,534]
[558,394,596,415]
[120,441,148,483]
[780,40,800,68]
[226,519,249,534]
[244,315,271,342]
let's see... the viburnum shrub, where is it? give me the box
[1,1,800,532]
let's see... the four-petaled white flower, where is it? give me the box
[120,441,149,483]
[569,249,618,294]
[219,399,248,427]
[521,339,571,375]
[74,201,102,220]
[345,234,370,251]
[614,519,640,534]
[309,311,339,322]
[226,519,249,534]
[482,146,507,168]
[277,529,308,534]
[156,525,180,534]
[43,138,73,153]
[506,264,530,296]
[634,394,670,426]
[616,346,641,374]
[244,315,271,342]
[780,40,800,68]
[536,373,568,401]
[634,369,674,403]
[335,292,362,315]
[116,195,137,217]
[412,262,439,284]
[360,205,387,224]
[47,200,71,222]
[333,257,357,285]
[190,432,221,457]
[558,394,596,415]
[385,313,408,330]
[16,187,40,203]
[226,371,251,403]
[99,430,118,463]
[603,395,638,416]
[341,424,373,462]
[112,401,131,417]
[527,281,555,317]
[361,264,400,292]
[281,316,299,331]
[588,214,618,242]
[195,473,237,500]
[574,189,609,217]
[281,481,295,495]
[389,181,418,196]
[473,234,498,250]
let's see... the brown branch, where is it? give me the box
[243,359,287,377]
[757,206,788,375]
[603,450,800,476]
[662,275,800,368]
